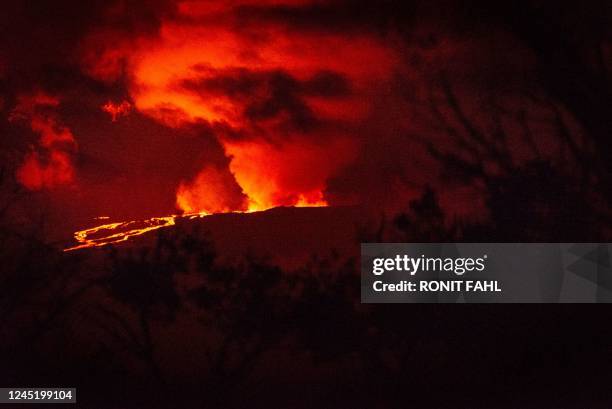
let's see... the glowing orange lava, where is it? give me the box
[65,216,176,251]
[64,204,327,251]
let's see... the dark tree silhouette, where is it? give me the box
[402,75,610,242]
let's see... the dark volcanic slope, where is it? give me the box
[128,206,363,268]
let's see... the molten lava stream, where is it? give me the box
[64,199,328,252]
[64,216,176,251]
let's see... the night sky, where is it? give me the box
[3,0,608,242]
[1,2,612,408]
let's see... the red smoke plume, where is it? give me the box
[176,165,248,214]
[81,0,398,214]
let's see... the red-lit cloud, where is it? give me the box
[10,93,77,190]
[102,100,132,122]
[1,0,553,227]
[81,0,399,214]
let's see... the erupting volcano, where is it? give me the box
[85,4,393,204]
[45,0,401,250]
[3,0,612,406]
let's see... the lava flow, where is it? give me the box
[65,216,177,251]
[64,202,327,251]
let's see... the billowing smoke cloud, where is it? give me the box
[80,0,399,213]
[0,0,562,229]
[176,164,247,214]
